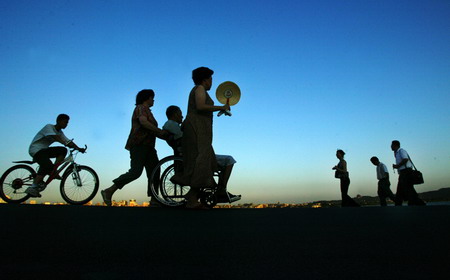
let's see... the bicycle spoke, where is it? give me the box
[60,166,99,205]
[156,157,189,205]
[0,165,35,203]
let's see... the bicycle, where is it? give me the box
[0,146,99,205]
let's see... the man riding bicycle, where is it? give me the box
[26,114,85,197]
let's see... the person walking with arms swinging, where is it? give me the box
[391,140,425,206]
[101,89,168,206]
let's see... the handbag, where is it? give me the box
[410,170,424,185]
[334,171,341,178]
[408,155,424,185]
[334,170,348,179]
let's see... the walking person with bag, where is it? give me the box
[332,150,360,207]
[391,140,426,206]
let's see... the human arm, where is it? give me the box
[393,158,408,169]
[381,164,390,179]
[51,135,86,153]
[138,115,169,140]
[195,86,230,112]
[393,149,409,169]
[332,160,347,172]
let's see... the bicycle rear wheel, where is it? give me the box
[60,165,99,205]
[0,165,35,203]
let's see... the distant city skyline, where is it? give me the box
[3,186,449,208]
[1,0,449,205]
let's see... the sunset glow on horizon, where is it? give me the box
[1,0,449,205]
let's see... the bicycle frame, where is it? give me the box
[45,149,82,187]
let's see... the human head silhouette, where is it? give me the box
[192,67,214,86]
[370,156,380,166]
[336,149,345,159]
[135,89,155,105]
[391,140,400,152]
[56,114,70,130]
[166,105,183,124]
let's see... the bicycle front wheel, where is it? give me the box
[60,165,99,205]
[0,165,35,203]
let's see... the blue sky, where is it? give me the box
[1,0,449,204]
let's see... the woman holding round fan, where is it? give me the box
[172,67,233,209]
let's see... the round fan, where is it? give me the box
[216,81,241,106]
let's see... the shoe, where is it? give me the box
[228,192,241,203]
[217,192,241,203]
[101,190,112,206]
[35,182,47,192]
[25,187,42,198]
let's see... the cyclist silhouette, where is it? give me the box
[26,114,85,197]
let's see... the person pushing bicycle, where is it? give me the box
[26,114,85,197]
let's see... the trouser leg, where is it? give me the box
[33,147,67,176]
[395,173,408,206]
[378,188,387,206]
[406,180,426,206]
[340,178,350,206]
[378,179,393,206]
[113,145,147,189]
[386,187,396,202]
[143,147,159,197]
[218,164,234,191]
[400,169,425,206]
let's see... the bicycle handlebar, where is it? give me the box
[70,145,87,153]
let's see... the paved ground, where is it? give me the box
[1,204,449,279]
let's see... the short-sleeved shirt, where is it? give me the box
[376,162,389,180]
[125,105,158,150]
[394,148,412,170]
[29,124,70,157]
[162,120,183,140]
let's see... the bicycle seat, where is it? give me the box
[13,160,35,164]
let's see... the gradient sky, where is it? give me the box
[1,0,449,204]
